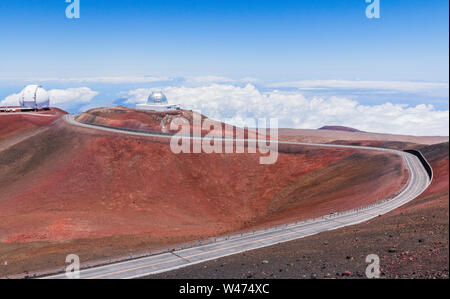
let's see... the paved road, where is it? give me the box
[0,112,57,117]
[44,115,431,279]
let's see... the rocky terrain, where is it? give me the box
[0,108,408,276]
[150,142,449,279]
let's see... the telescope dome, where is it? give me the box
[20,85,50,109]
[147,91,167,104]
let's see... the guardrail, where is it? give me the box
[404,149,433,180]
[29,197,396,279]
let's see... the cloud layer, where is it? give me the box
[125,84,449,136]
[269,80,449,98]
[2,80,448,136]
[1,87,98,110]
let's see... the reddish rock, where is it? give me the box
[0,108,414,275]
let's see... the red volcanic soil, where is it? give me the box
[77,106,258,139]
[0,108,65,139]
[76,106,189,133]
[319,126,362,132]
[0,109,407,275]
[151,142,449,279]
[279,128,449,145]
[396,142,449,214]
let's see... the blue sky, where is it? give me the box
[0,0,448,80]
[0,0,449,135]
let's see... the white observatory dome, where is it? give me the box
[147,91,168,104]
[20,85,50,109]
[136,90,179,111]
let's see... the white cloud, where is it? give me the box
[184,76,235,85]
[184,76,260,84]
[122,88,152,104]
[48,87,99,105]
[269,80,449,97]
[0,93,21,106]
[1,87,99,108]
[124,83,449,136]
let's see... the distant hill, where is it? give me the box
[319,125,362,132]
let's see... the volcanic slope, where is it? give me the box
[76,106,258,138]
[0,108,406,275]
[0,108,65,141]
[0,109,66,159]
[151,142,448,279]
[279,127,448,145]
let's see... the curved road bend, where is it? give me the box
[44,114,431,279]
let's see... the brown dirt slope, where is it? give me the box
[0,113,406,276]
